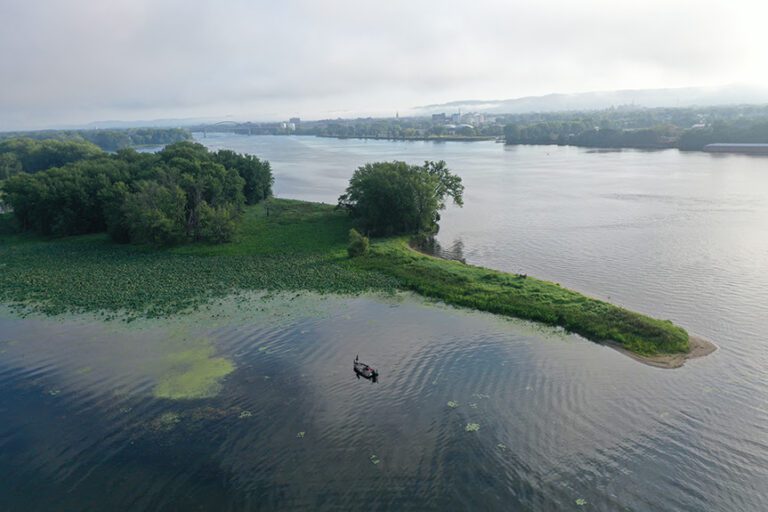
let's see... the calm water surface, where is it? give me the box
[1,135,767,511]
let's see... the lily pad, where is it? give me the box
[576,498,587,506]
[465,422,480,432]
[369,454,380,465]
[447,400,460,408]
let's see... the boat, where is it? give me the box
[354,355,378,379]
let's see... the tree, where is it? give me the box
[123,181,187,246]
[337,160,463,235]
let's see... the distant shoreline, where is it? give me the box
[316,134,498,142]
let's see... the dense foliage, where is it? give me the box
[501,104,768,150]
[0,128,191,152]
[0,138,103,176]
[338,160,464,235]
[1,141,273,245]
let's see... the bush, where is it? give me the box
[347,228,369,257]
[198,202,237,243]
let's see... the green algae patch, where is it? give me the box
[153,346,234,400]
[465,422,480,432]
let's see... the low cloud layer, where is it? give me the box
[1,0,766,130]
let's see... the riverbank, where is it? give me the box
[0,199,702,362]
[316,134,497,142]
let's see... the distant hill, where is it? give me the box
[416,84,768,115]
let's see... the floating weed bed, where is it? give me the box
[152,345,234,400]
[0,201,398,319]
[465,423,480,432]
[369,454,381,465]
[296,431,305,439]
[447,400,460,408]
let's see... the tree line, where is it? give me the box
[0,128,191,152]
[1,141,273,245]
[501,104,768,150]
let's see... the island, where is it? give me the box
[0,140,714,368]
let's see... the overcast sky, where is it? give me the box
[1,0,767,130]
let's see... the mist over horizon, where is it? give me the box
[2,0,767,131]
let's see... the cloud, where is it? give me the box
[1,0,767,129]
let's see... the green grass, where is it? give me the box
[353,238,689,355]
[0,199,690,355]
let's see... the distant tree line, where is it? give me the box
[1,141,272,245]
[0,128,191,152]
[501,105,768,150]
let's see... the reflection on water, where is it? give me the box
[2,136,768,511]
[411,236,466,263]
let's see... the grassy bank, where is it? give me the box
[354,238,689,356]
[0,198,689,355]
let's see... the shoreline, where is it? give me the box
[606,335,717,369]
[407,239,717,368]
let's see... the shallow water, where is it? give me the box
[2,135,767,511]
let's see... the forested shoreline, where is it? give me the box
[1,141,272,245]
[0,128,191,152]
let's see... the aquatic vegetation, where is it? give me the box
[447,400,460,408]
[576,498,587,506]
[472,393,490,400]
[296,431,305,438]
[239,410,253,419]
[150,411,181,431]
[465,423,480,432]
[0,201,397,319]
[469,402,478,408]
[153,346,234,400]
[496,443,508,450]
[47,388,61,396]
[369,454,380,465]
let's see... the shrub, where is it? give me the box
[347,228,369,258]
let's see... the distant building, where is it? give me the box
[432,113,447,123]
[450,112,461,124]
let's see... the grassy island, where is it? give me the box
[0,198,691,358]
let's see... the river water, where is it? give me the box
[1,134,767,511]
